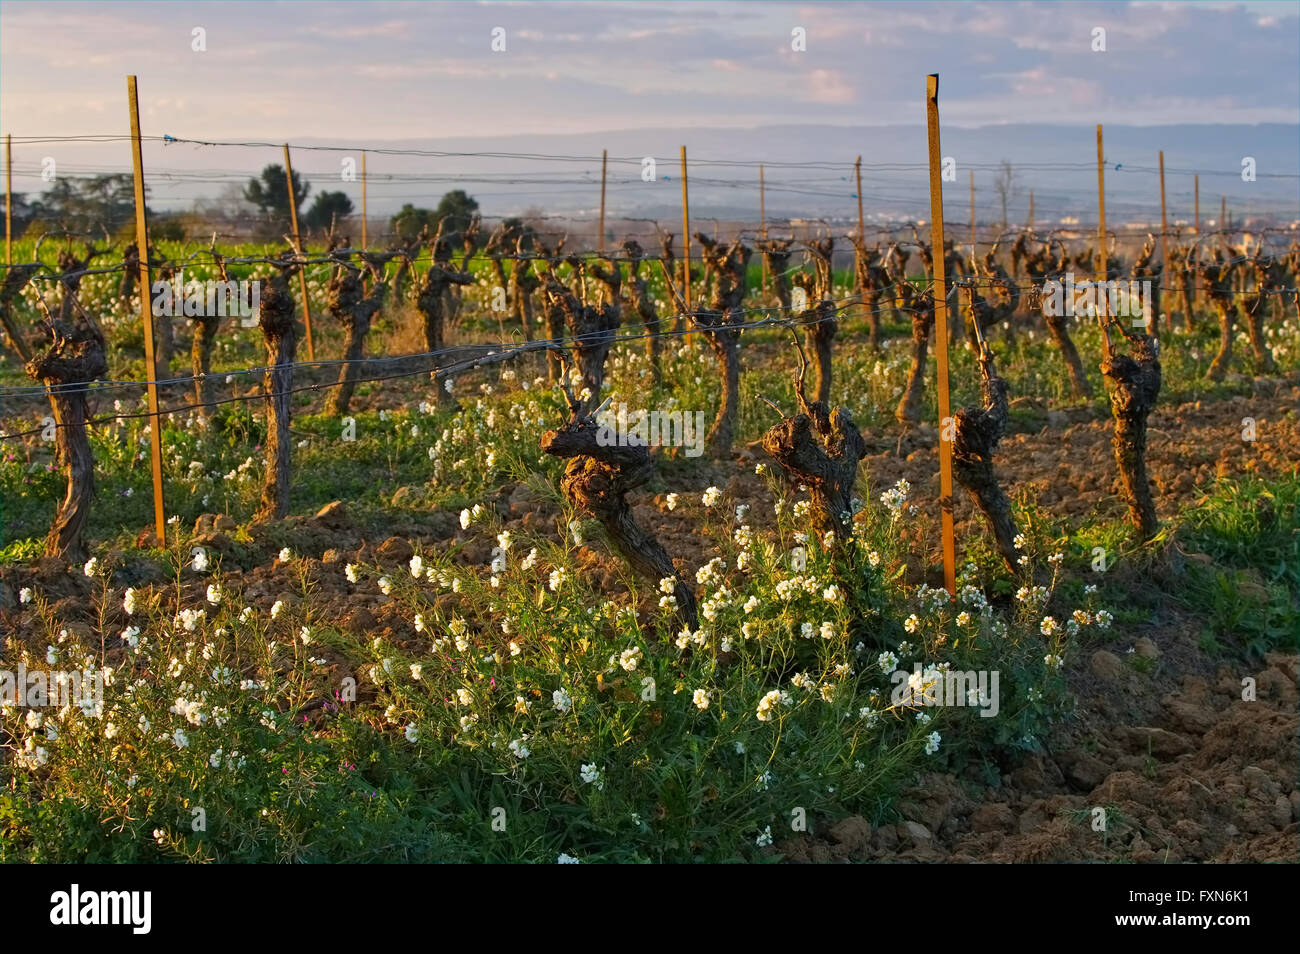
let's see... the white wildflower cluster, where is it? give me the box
[695,557,726,588]
[773,574,822,602]
[459,503,486,530]
[756,689,792,722]
[879,478,911,515]
[701,486,722,508]
[579,763,605,790]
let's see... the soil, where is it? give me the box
[3,379,1296,864]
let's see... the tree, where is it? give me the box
[28,174,139,234]
[305,190,354,233]
[244,164,310,228]
[390,191,480,242]
[992,160,1016,232]
[391,203,437,242]
[433,190,479,236]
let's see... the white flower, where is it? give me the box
[83,557,100,578]
[579,763,605,790]
[756,689,789,722]
[702,486,722,507]
[509,737,531,759]
[822,585,842,604]
[548,568,567,592]
[122,587,136,614]
[1044,653,1064,670]
[459,508,472,530]
[800,622,814,639]
[904,614,920,634]
[556,853,580,864]
[278,547,292,564]
[456,688,473,706]
[1040,616,1060,636]
[270,600,286,620]
[206,584,222,606]
[924,730,941,755]
[520,549,538,571]
[618,647,642,672]
[1094,609,1113,629]
[409,554,424,578]
[496,530,513,551]
[693,689,710,710]
[378,576,392,595]
[345,563,360,583]
[552,688,572,713]
[819,621,835,640]
[755,826,773,847]
[191,549,210,572]
[1013,533,1027,550]
[877,651,899,673]
[172,728,189,749]
[405,724,420,743]
[19,587,33,605]
[743,595,760,614]
[665,493,679,511]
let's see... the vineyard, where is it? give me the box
[1,118,1297,864]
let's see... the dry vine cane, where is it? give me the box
[894,282,935,425]
[756,236,794,312]
[26,291,108,561]
[541,258,620,413]
[1098,313,1162,541]
[661,236,751,458]
[1241,248,1280,375]
[326,248,398,417]
[254,252,300,522]
[540,383,699,630]
[848,236,889,353]
[622,240,663,387]
[951,319,1021,575]
[796,235,837,403]
[759,334,868,545]
[1200,251,1240,381]
[1033,239,1093,400]
[415,221,473,408]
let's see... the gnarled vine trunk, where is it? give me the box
[26,310,109,560]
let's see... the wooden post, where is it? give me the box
[283,144,314,360]
[855,155,865,241]
[926,74,956,597]
[1026,189,1034,230]
[1096,125,1108,324]
[598,149,607,253]
[361,150,367,250]
[969,168,975,253]
[126,76,167,544]
[1158,151,1169,267]
[1194,174,1200,234]
[4,134,11,270]
[680,145,691,334]
[1221,194,1227,235]
[759,164,767,295]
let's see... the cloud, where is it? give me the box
[806,69,855,104]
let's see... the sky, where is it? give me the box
[1,0,1297,138]
[0,1,1295,222]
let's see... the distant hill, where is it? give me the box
[20,122,1299,228]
